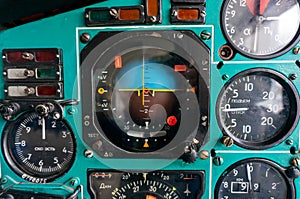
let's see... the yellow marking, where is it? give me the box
[143,140,149,148]
[172,187,177,191]
[98,88,105,95]
[142,55,145,106]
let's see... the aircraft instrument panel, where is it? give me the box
[0,0,299,198]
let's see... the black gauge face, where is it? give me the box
[88,170,204,199]
[215,159,295,199]
[221,0,300,59]
[216,68,299,149]
[2,112,76,183]
[96,48,199,152]
[81,30,210,158]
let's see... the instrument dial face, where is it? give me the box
[88,170,204,199]
[215,159,295,199]
[2,112,76,183]
[96,48,199,152]
[81,30,210,157]
[221,0,300,59]
[216,68,299,149]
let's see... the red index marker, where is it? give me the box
[260,0,270,15]
[246,0,256,16]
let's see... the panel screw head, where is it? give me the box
[221,136,234,147]
[213,156,224,166]
[84,149,94,158]
[200,30,211,40]
[293,47,300,54]
[286,139,294,145]
[289,74,297,80]
[291,158,300,167]
[80,33,91,43]
[199,150,209,160]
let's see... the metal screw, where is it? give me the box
[70,178,79,186]
[200,10,206,18]
[24,87,35,95]
[85,149,94,158]
[199,150,209,160]
[110,8,119,18]
[286,139,294,145]
[22,52,34,60]
[67,107,76,115]
[213,156,224,166]
[293,47,300,54]
[80,33,91,43]
[200,30,211,40]
[222,74,229,80]
[291,157,300,167]
[289,74,297,80]
[222,136,234,147]
[1,177,8,184]
[172,10,178,17]
[24,69,35,77]
[53,112,60,120]
[149,16,157,23]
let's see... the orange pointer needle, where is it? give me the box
[246,0,256,16]
[259,0,270,15]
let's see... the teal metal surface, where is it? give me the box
[0,0,299,198]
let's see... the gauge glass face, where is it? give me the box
[221,0,300,58]
[81,30,210,158]
[95,48,200,152]
[217,69,299,149]
[215,159,294,199]
[88,171,204,199]
[2,112,75,182]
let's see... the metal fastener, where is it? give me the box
[222,136,234,147]
[80,33,91,43]
[110,8,119,18]
[289,74,297,80]
[199,150,209,160]
[85,149,94,158]
[286,139,294,145]
[291,158,300,167]
[200,30,211,40]
[213,156,224,166]
[293,47,300,54]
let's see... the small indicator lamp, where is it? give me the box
[177,8,199,20]
[119,8,141,21]
[36,85,57,96]
[35,50,57,62]
[174,65,187,72]
[167,116,177,126]
[114,56,122,68]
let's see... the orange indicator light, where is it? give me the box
[119,9,141,21]
[174,65,187,72]
[177,8,199,20]
[190,87,196,92]
[146,195,157,199]
[147,0,159,16]
[114,56,122,68]
[167,116,177,126]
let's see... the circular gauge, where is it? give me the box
[216,68,299,149]
[215,158,296,199]
[221,0,300,59]
[88,170,204,198]
[2,112,76,183]
[81,30,209,158]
